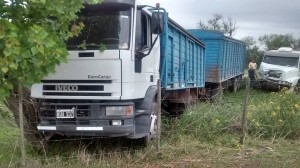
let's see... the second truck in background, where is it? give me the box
[189,29,246,97]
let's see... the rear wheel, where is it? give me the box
[236,76,242,90]
[210,84,223,102]
[229,78,238,92]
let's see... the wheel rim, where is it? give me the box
[149,102,158,140]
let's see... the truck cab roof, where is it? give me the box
[266,48,300,58]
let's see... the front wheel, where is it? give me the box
[140,102,158,146]
[294,80,300,94]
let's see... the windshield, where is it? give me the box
[67,9,131,50]
[263,55,299,68]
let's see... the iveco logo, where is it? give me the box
[55,85,79,91]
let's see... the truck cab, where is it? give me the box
[31,0,164,141]
[29,0,206,143]
[259,47,300,91]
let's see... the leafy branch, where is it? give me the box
[0,0,103,100]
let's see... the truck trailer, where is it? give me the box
[188,30,246,96]
[31,0,205,143]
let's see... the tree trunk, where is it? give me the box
[5,88,47,150]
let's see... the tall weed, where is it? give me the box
[168,98,243,145]
[167,89,300,145]
[0,101,11,118]
[248,89,300,139]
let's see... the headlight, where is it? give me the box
[106,106,133,116]
[279,81,290,85]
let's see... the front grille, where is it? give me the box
[43,85,104,91]
[78,120,90,125]
[40,104,92,118]
[41,110,55,117]
[58,119,76,125]
[267,70,282,78]
[43,92,111,96]
[42,80,112,97]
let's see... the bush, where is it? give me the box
[164,89,300,145]
[0,101,11,118]
[167,100,243,144]
[248,89,300,139]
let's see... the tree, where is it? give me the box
[241,36,264,66]
[246,46,264,67]
[258,34,299,50]
[198,14,237,37]
[1,0,102,149]
[206,14,223,31]
[0,0,102,100]
[241,36,256,50]
[222,16,237,37]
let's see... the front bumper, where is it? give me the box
[260,79,291,90]
[36,101,136,137]
[37,124,135,137]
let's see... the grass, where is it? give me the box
[0,103,20,167]
[247,88,300,139]
[0,88,300,167]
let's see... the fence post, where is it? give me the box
[240,77,250,144]
[156,79,161,150]
[19,84,26,166]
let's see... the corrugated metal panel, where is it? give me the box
[202,39,221,83]
[188,29,246,83]
[160,19,205,90]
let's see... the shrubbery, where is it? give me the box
[165,100,242,144]
[248,89,300,139]
[166,89,300,145]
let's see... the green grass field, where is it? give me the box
[0,103,20,167]
[0,89,300,167]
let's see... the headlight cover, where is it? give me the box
[106,106,133,116]
[279,81,291,86]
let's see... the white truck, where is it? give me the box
[258,47,300,91]
[30,0,206,143]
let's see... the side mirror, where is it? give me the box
[136,46,150,59]
[151,12,164,34]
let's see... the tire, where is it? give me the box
[236,76,241,90]
[228,77,241,93]
[232,78,238,92]
[210,84,222,102]
[294,80,300,94]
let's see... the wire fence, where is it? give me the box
[1,78,300,167]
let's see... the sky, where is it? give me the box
[138,0,300,40]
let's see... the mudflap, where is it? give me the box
[130,86,158,139]
[134,114,152,139]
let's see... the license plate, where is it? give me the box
[56,108,75,118]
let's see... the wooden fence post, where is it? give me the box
[157,79,161,150]
[240,77,250,144]
[19,84,26,166]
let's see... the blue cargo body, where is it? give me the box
[188,30,246,83]
[160,18,206,90]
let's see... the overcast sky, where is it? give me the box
[138,0,300,40]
